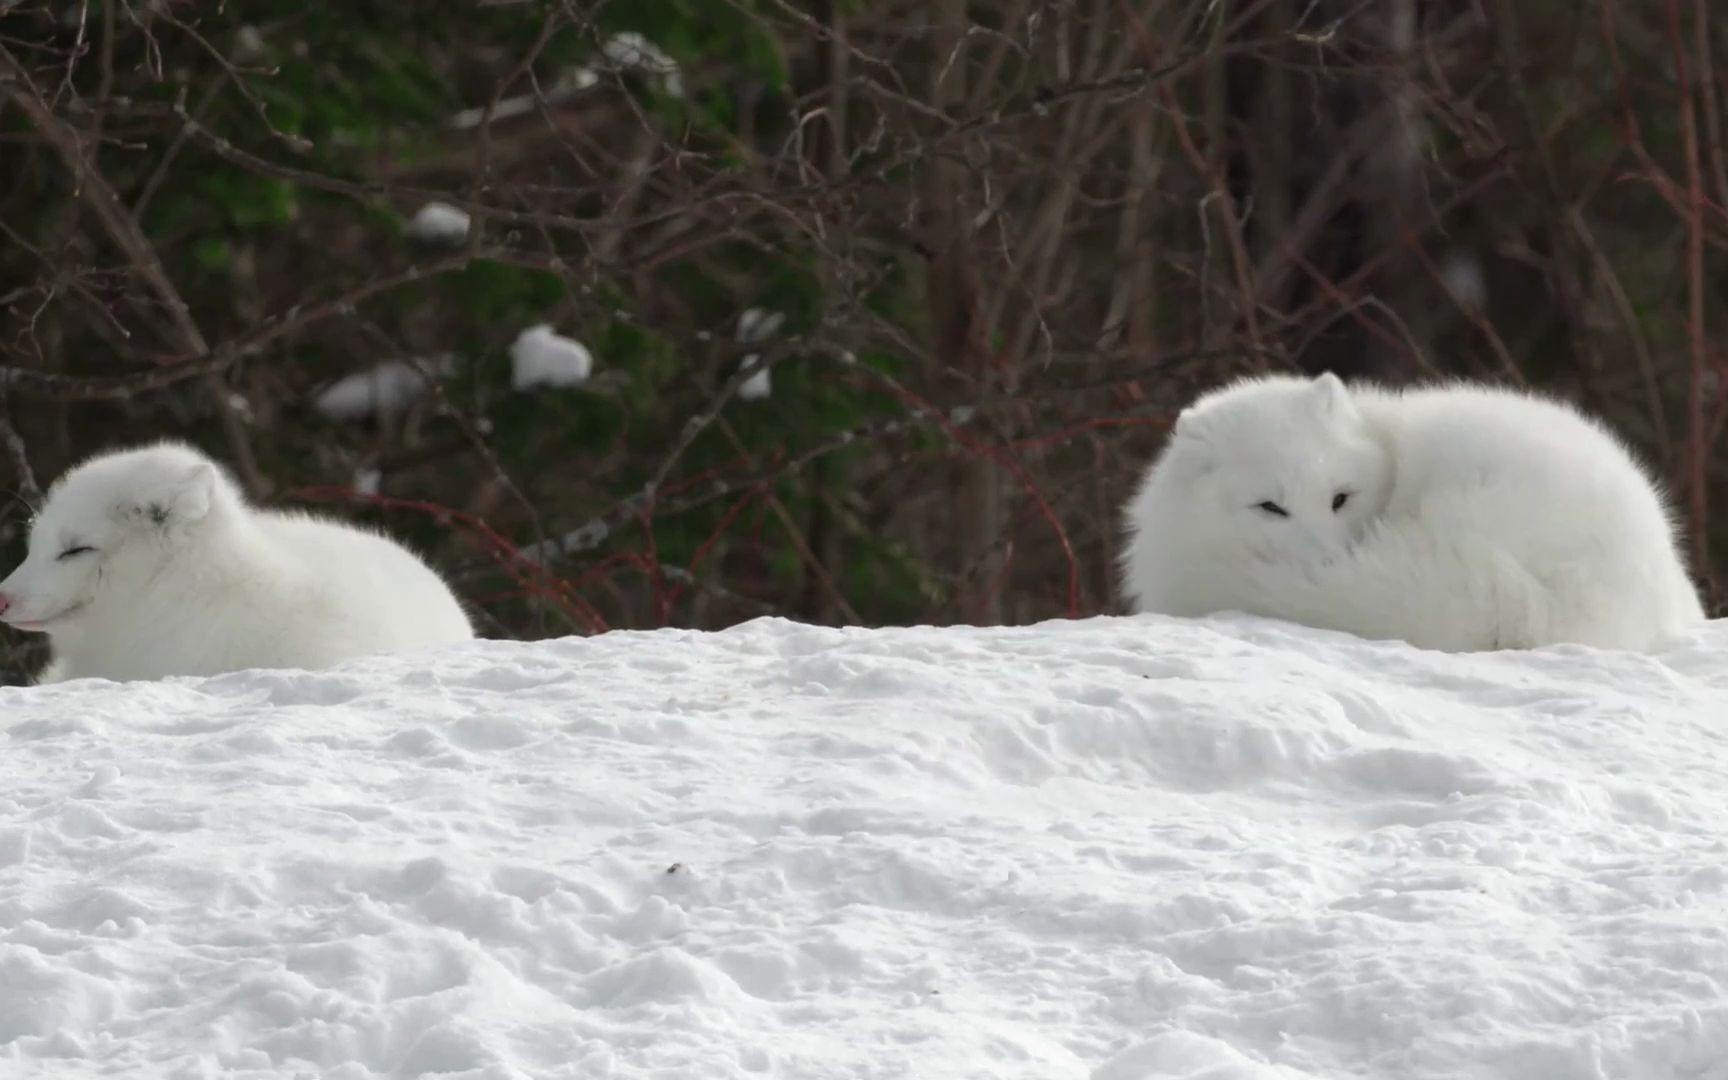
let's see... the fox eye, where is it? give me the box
[57,545,96,561]
[1332,492,1351,512]
[1255,501,1289,518]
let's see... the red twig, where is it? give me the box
[1010,415,1171,451]
[852,373,1080,617]
[663,488,764,613]
[282,486,610,634]
[1112,0,1263,353]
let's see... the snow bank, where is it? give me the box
[2,614,1726,1078]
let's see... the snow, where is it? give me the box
[510,324,593,391]
[450,69,599,131]
[602,33,683,99]
[734,307,785,402]
[233,25,266,62]
[310,357,455,423]
[737,365,772,402]
[1439,250,1487,316]
[3,612,1727,1079]
[735,308,785,346]
[405,201,472,244]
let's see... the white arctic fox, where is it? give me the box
[1119,373,1706,652]
[0,441,475,683]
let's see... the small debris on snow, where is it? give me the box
[405,200,471,244]
[602,32,684,98]
[511,324,593,391]
[311,356,455,423]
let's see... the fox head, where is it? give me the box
[0,441,238,637]
[1152,372,1393,563]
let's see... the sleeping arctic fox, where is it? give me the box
[0,441,474,683]
[1119,373,1706,652]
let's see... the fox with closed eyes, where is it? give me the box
[0,441,474,683]
[1119,373,1705,652]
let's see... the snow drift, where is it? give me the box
[2,613,1726,1078]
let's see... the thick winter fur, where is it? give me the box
[1119,373,1706,652]
[0,441,475,683]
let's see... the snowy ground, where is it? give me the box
[3,614,1727,1079]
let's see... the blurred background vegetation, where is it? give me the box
[1,0,1724,682]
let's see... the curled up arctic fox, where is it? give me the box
[0,441,474,683]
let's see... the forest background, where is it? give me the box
[2,0,1724,682]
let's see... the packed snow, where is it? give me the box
[510,325,593,391]
[3,613,1727,1078]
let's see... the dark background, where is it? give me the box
[2,0,1723,683]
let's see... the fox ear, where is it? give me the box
[1311,371,1352,415]
[1171,404,1209,442]
[127,462,218,526]
[1164,408,1219,480]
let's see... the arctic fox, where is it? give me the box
[1119,373,1706,652]
[0,441,475,683]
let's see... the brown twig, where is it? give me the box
[0,42,265,494]
[1662,0,1719,598]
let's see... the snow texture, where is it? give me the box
[510,325,594,391]
[405,201,472,244]
[311,357,455,423]
[2,613,1726,1077]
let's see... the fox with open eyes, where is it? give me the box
[1118,373,1706,653]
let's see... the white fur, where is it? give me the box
[1120,373,1706,652]
[0,441,475,683]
